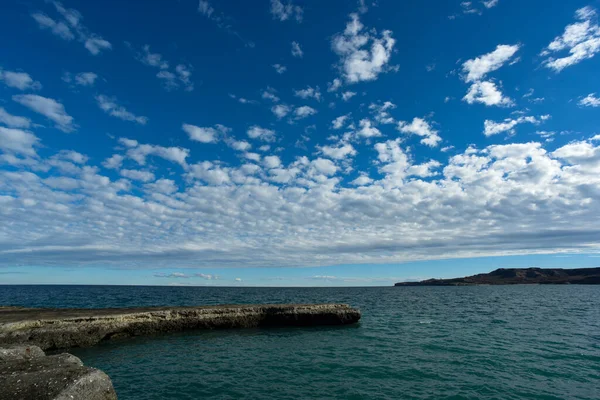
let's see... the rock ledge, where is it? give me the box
[0,303,361,350]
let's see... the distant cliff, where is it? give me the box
[395,267,600,286]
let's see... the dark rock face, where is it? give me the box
[0,304,361,351]
[0,345,117,400]
[395,267,600,286]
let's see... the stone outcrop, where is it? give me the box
[0,345,117,400]
[0,303,361,350]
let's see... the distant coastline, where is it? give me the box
[395,267,600,286]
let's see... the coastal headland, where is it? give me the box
[395,267,600,286]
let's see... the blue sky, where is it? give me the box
[1,0,600,286]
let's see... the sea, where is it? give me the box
[1,285,599,400]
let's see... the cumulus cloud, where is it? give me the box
[32,2,111,55]
[0,107,31,129]
[355,119,382,138]
[579,93,600,107]
[63,72,98,87]
[369,101,396,124]
[270,0,303,22]
[291,41,303,58]
[132,44,194,91]
[272,64,287,74]
[294,106,317,120]
[183,123,230,143]
[118,138,189,168]
[332,13,396,83]
[272,104,291,119]
[96,95,147,125]
[0,69,42,91]
[319,143,357,160]
[463,80,513,106]
[13,94,75,132]
[328,78,342,92]
[397,117,442,147]
[462,44,520,82]
[247,126,276,142]
[120,169,155,182]
[3,135,600,269]
[332,114,350,130]
[342,91,357,102]
[294,86,321,101]
[0,127,40,156]
[541,7,600,72]
[483,114,550,136]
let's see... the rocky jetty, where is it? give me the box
[0,303,361,350]
[0,345,117,399]
[395,267,600,286]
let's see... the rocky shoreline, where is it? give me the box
[0,303,360,399]
[0,303,361,350]
[0,345,117,399]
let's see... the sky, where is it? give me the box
[1,0,600,286]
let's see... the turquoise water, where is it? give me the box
[1,285,599,399]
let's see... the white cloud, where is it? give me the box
[270,0,303,22]
[462,44,520,82]
[294,106,317,120]
[183,124,230,144]
[542,7,600,72]
[263,155,282,169]
[32,2,111,55]
[294,86,321,101]
[319,143,357,160]
[272,64,287,74]
[311,158,338,175]
[397,117,442,147]
[332,13,396,83]
[31,13,74,40]
[350,174,373,186]
[579,93,600,107]
[463,80,514,106]
[4,135,600,270]
[227,139,251,152]
[483,115,550,136]
[0,127,40,156]
[244,152,261,162]
[102,154,124,170]
[272,104,291,119]
[13,94,75,132]
[74,72,97,86]
[327,78,342,92]
[0,69,42,91]
[133,44,194,91]
[139,45,169,69]
[291,41,303,58]
[332,114,350,130]
[120,169,155,182]
[369,101,396,124]
[118,138,189,168]
[0,107,31,129]
[262,88,280,102]
[356,119,382,138]
[96,95,147,125]
[482,0,499,8]
[342,91,357,101]
[84,37,112,55]
[247,126,276,142]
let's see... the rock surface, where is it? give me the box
[395,267,600,286]
[0,345,117,400]
[0,303,361,350]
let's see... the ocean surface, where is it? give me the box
[1,285,599,400]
